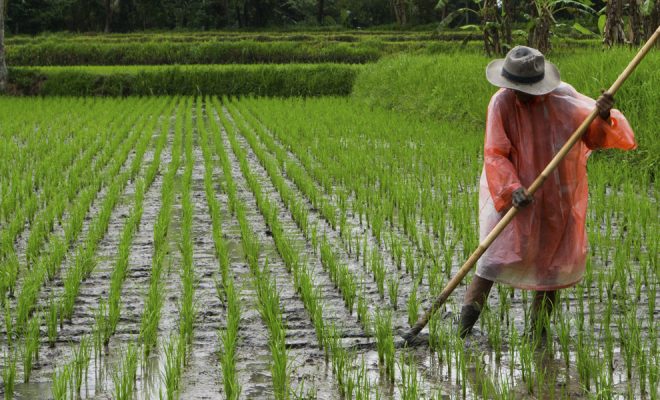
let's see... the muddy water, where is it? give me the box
[178,111,225,398]
[2,100,656,400]
[225,105,658,399]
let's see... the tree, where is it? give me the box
[527,0,595,53]
[628,0,643,44]
[438,0,505,56]
[392,0,407,25]
[0,0,7,92]
[603,0,625,46]
[641,0,660,40]
[104,0,120,32]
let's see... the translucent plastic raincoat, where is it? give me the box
[475,83,636,290]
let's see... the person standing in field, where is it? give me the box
[458,46,637,338]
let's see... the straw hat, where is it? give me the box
[486,46,561,95]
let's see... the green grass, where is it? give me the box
[9,64,360,97]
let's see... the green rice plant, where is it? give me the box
[482,306,502,361]
[3,252,18,298]
[356,284,370,332]
[389,233,403,270]
[2,351,16,400]
[407,283,419,328]
[338,264,357,314]
[4,302,13,348]
[219,280,241,400]
[51,363,71,400]
[404,245,415,277]
[557,312,571,369]
[398,352,420,400]
[374,309,395,381]
[72,335,91,395]
[22,313,41,383]
[370,250,386,299]
[163,334,184,400]
[47,294,58,348]
[112,343,139,400]
[387,275,399,310]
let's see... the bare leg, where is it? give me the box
[459,275,494,337]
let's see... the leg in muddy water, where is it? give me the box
[459,276,494,338]
[530,290,557,342]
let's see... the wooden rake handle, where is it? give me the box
[403,26,660,342]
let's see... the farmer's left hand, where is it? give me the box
[596,91,615,121]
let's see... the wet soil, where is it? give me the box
[1,99,656,400]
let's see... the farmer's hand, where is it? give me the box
[596,91,615,121]
[512,188,533,208]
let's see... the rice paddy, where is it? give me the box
[0,85,656,399]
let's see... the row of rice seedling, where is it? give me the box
[6,40,380,66]
[161,97,197,400]
[10,63,360,97]
[205,97,292,399]
[102,99,176,349]
[222,103,368,325]
[0,98,95,239]
[4,30,473,46]
[10,98,157,335]
[58,98,167,322]
[1,99,160,396]
[224,96,656,397]
[219,99,418,396]
[195,97,241,399]
[231,99,429,330]
[0,98,138,301]
[139,98,185,359]
[220,102,329,351]
[224,99,445,394]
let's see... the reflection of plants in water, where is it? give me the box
[22,313,41,383]
[397,352,420,400]
[163,333,184,399]
[407,283,418,328]
[113,343,138,400]
[3,350,16,400]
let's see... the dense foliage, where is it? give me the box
[4,0,616,32]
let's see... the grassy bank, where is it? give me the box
[8,64,360,96]
[352,48,660,171]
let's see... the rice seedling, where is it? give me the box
[2,351,16,400]
[4,302,13,348]
[72,335,92,395]
[219,280,241,400]
[398,352,420,400]
[387,275,399,310]
[374,309,395,380]
[163,333,184,400]
[112,343,139,400]
[47,295,58,348]
[51,363,71,400]
[407,283,419,328]
[370,250,386,299]
[22,313,41,383]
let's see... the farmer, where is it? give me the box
[458,46,636,338]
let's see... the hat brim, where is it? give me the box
[485,59,561,95]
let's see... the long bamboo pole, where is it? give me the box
[402,25,660,343]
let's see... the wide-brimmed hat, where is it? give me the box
[486,46,561,95]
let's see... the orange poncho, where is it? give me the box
[475,83,636,291]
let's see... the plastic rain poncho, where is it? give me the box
[475,83,636,291]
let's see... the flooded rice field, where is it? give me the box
[0,97,657,399]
